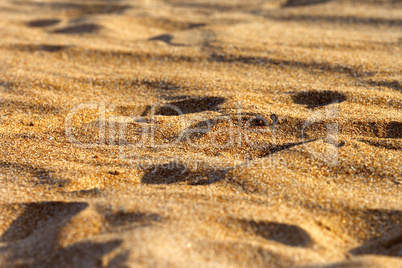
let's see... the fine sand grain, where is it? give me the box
[0,0,401,267]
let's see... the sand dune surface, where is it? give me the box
[0,0,401,267]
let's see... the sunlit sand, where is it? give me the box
[0,0,401,266]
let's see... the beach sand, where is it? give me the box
[0,0,401,267]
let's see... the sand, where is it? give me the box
[0,0,401,267]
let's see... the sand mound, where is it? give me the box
[0,0,401,267]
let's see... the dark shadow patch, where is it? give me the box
[355,0,402,4]
[345,208,402,256]
[243,113,276,128]
[38,44,68,52]
[183,113,278,156]
[0,201,125,267]
[0,161,67,186]
[239,220,313,247]
[209,53,368,77]
[359,139,402,151]
[317,260,368,268]
[9,46,191,66]
[142,79,182,91]
[141,17,206,31]
[351,208,402,241]
[256,12,402,27]
[141,162,226,185]
[365,80,401,91]
[282,0,334,7]
[296,203,402,243]
[340,120,392,139]
[142,96,226,116]
[68,188,101,197]
[149,34,186,46]
[169,2,242,12]
[262,139,319,157]
[88,77,186,92]
[183,114,269,141]
[249,117,270,127]
[386,121,402,139]
[292,90,346,108]
[149,34,173,43]
[187,23,206,29]
[330,140,346,148]
[185,119,217,140]
[0,80,19,90]
[10,44,70,53]
[0,202,88,241]
[141,162,189,184]
[106,251,130,268]
[28,19,61,27]
[44,240,123,267]
[13,1,131,15]
[105,211,161,227]
[53,23,101,34]
[350,231,402,257]
[0,99,60,114]
[161,95,191,101]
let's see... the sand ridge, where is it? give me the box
[0,0,401,267]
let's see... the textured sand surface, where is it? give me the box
[0,0,401,267]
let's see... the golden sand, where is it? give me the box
[0,0,401,267]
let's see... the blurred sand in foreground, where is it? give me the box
[0,0,401,267]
